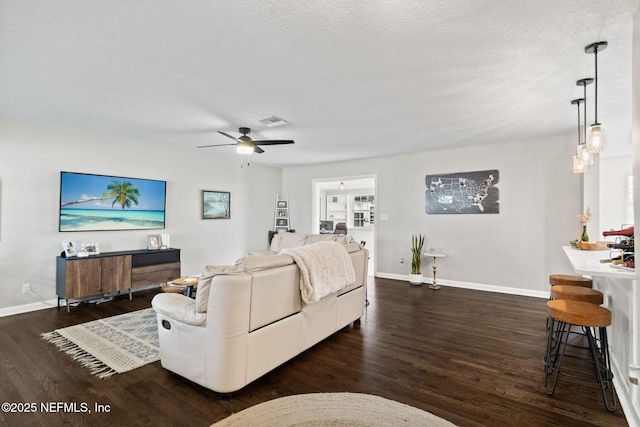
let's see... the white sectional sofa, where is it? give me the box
[151,236,368,393]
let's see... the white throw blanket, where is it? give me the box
[281,241,356,304]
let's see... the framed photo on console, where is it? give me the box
[202,190,231,219]
[61,240,77,257]
[147,234,161,250]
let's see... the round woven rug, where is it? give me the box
[212,392,457,426]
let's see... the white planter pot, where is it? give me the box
[408,273,423,286]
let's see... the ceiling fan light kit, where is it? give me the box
[197,126,295,162]
[236,140,255,154]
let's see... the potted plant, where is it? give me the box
[578,207,591,242]
[409,234,425,285]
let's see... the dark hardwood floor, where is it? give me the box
[0,277,628,426]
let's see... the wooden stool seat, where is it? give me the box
[546,300,611,328]
[549,274,592,288]
[550,285,604,305]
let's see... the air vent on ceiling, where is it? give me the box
[256,115,288,127]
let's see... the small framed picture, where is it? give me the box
[276,218,288,227]
[277,200,288,209]
[202,190,231,219]
[147,234,161,250]
[62,240,77,257]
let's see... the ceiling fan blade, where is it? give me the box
[254,146,265,153]
[252,140,295,146]
[197,143,237,148]
[218,131,240,142]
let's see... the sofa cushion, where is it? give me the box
[305,234,338,245]
[196,265,245,313]
[270,232,308,252]
[236,254,294,272]
[152,293,207,326]
[249,264,301,331]
[247,249,278,257]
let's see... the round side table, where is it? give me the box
[164,276,199,298]
[424,252,446,290]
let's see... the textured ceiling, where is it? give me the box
[1,1,638,167]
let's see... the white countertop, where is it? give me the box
[562,246,636,280]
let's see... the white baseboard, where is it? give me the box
[375,272,549,299]
[0,299,60,318]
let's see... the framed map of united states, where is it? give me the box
[425,170,499,214]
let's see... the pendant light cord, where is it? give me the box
[593,47,599,124]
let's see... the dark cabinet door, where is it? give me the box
[65,258,102,298]
[101,255,132,292]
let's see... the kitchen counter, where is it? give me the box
[562,246,635,280]
[562,245,639,425]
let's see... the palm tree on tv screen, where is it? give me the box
[104,180,140,209]
[60,180,142,209]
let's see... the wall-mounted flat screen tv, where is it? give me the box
[59,171,167,232]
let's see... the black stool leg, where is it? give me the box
[544,318,570,395]
[586,327,617,412]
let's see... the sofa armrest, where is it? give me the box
[151,293,207,326]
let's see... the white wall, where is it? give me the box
[600,156,633,233]
[283,134,581,294]
[0,118,281,311]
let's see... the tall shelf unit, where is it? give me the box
[326,194,374,230]
[353,195,375,228]
[326,194,348,226]
[274,194,290,232]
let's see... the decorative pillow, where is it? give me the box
[269,234,283,252]
[343,242,364,253]
[334,235,348,244]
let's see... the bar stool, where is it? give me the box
[549,274,592,288]
[550,285,603,305]
[546,280,600,329]
[544,300,616,412]
[548,285,604,348]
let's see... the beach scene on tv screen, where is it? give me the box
[60,172,166,231]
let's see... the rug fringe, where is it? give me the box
[41,331,117,379]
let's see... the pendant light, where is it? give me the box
[571,98,586,174]
[572,78,593,173]
[585,41,607,153]
[576,78,594,165]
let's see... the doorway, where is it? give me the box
[312,175,376,276]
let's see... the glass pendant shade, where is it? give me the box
[236,141,255,155]
[573,154,586,174]
[587,124,604,153]
[578,144,593,165]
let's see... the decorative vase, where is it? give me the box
[581,225,589,242]
[409,273,423,286]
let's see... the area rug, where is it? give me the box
[42,308,159,379]
[212,392,457,426]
